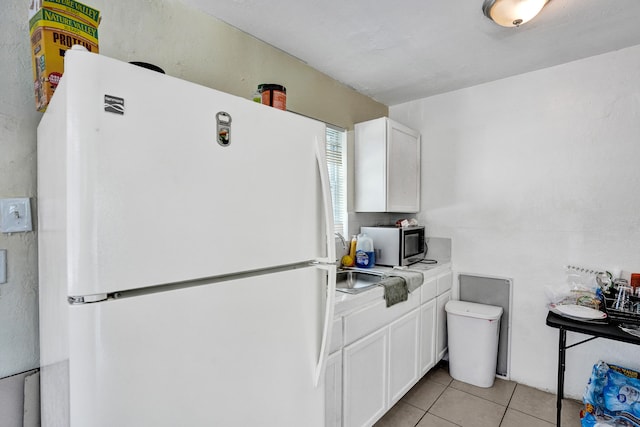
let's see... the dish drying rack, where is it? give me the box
[565,265,605,275]
[602,291,640,325]
[565,265,640,325]
[565,265,606,283]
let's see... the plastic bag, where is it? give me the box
[581,412,639,426]
[546,267,605,308]
[581,361,640,427]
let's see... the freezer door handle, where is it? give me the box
[314,263,336,387]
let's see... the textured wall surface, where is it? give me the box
[0,0,386,389]
[0,0,41,380]
[391,43,640,398]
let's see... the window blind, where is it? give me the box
[325,125,347,236]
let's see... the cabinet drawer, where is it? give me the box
[343,291,419,346]
[330,317,343,354]
[436,271,453,295]
[420,275,437,303]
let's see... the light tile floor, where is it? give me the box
[374,364,583,427]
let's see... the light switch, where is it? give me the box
[0,198,32,233]
[0,250,6,284]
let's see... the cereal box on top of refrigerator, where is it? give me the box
[29,1,100,111]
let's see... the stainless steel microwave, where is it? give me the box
[360,225,426,267]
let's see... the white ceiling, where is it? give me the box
[180,0,640,106]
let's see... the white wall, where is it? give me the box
[391,44,640,398]
[0,0,42,381]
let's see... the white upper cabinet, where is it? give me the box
[355,117,421,213]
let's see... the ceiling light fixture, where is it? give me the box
[482,0,549,27]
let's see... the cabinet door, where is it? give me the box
[354,117,420,213]
[325,351,343,427]
[436,290,452,361]
[343,328,388,427]
[386,120,420,212]
[354,117,387,212]
[388,309,420,405]
[419,299,437,376]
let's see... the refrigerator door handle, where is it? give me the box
[313,263,336,387]
[314,135,336,265]
[313,135,337,387]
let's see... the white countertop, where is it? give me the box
[334,260,452,317]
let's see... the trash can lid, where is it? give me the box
[445,300,503,320]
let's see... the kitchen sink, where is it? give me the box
[336,269,386,294]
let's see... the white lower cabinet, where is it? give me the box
[436,289,452,361]
[419,298,437,376]
[343,327,388,427]
[325,350,343,427]
[328,265,453,427]
[388,309,420,405]
[342,308,421,427]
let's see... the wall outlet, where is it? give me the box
[0,198,32,233]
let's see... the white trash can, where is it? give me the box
[445,300,503,388]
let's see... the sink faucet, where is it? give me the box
[334,232,347,265]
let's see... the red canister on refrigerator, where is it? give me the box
[261,84,286,110]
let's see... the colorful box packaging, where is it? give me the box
[29,0,101,26]
[29,4,100,112]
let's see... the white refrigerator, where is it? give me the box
[37,47,336,426]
